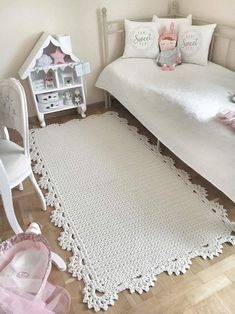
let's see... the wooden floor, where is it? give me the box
[1,102,235,314]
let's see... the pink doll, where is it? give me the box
[156,22,182,71]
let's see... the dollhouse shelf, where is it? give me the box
[33,62,77,72]
[34,83,83,94]
[19,32,90,127]
[43,103,79,114]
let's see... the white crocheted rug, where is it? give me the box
[30,112,235,312]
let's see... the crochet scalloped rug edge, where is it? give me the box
[29,112,235,312]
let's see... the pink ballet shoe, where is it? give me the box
[162,65,168,71]
[169,65,175,71]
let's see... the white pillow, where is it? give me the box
[152,15,192,33]
[178,24,216,66]
[123,19,159,59]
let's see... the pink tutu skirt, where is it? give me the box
[0,231,70,314]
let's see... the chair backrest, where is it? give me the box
[0,78,29,156]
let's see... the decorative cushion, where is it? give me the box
[178,24,216,66]
[152,15,192,33]
[123,19,159,59]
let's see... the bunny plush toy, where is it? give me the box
[156,22,182,71]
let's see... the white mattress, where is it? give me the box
[96,58,235,201]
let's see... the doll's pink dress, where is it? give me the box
[0,231,70,314]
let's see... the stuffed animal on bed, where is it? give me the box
[229,91,235,103]
[156,22,181,71]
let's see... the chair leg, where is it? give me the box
[104,91,109,109]
[27,174,66,271]
[1,188,23,234]
[157,139,161,151]
[108,92,112,108]
[18,182,24,191]
[29,172,47,211]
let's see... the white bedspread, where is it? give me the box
[96,58,235,201]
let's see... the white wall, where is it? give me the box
[179,0,235,70]
[0,0,168,116]
[179,0,235,26]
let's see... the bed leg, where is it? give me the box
[104,91,109,109]
[108,92,112,108]
[104,91,112,109]
[157,139,160,151]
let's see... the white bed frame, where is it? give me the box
[100,1,235,108]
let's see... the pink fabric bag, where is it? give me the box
[217,111,235,130]
[0,230,70,314]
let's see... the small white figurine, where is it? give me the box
[44,70,54,89]
[63,91,73,106]
[74,88,82,105]
[74,88,86,118]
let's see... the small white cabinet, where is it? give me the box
[19,33,90,127]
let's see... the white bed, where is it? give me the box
[96,58,235,201]
[96,6,235,201]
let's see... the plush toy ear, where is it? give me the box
[161,26,167,36]
[170,22,175,34]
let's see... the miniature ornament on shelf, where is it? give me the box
[50,48,65,64]
[74,88,86,118]
[64,77,73,86]
[44,70,54,88]
[61,73,74,87]
[75,62,91,76]
[77,103,87,118]
[63,91,73,106]
[33,79,45,91]
[74,88,82,105]
[36,54,53,67]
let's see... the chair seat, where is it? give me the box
[0,139,31,188]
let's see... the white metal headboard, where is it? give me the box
[100,5,235,71]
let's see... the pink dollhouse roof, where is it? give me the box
[19,32,79,80]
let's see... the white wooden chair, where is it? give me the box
[0,159,23,234]
[0,78,46,228]
[0,78,66,271]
